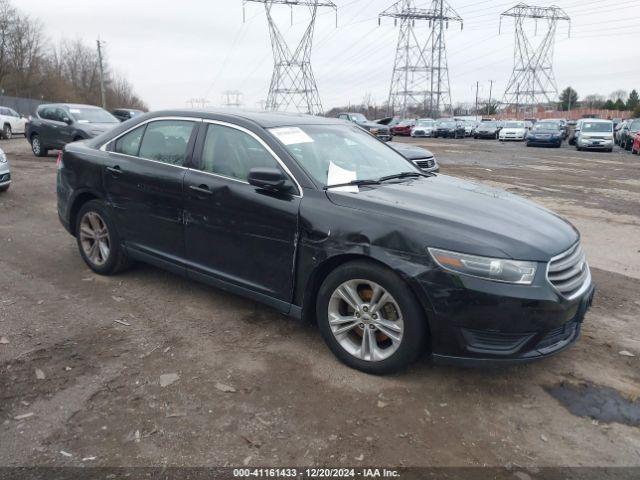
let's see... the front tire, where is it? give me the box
[316,260,428,374]
[2,125,11,140]
[76,200,130,275]
[31,135,48,157]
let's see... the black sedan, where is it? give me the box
[388,142,439,173]
[526,121,564,148]
[434,120,465,139]
[474,121,499,139]
[57,110,594,374]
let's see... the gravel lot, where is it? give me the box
[1,136,639,470]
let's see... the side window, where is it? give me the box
[338,114,348,120]
[138,120,195,166]
[114,125,146,156]
[8,109,18,117]
[0,108,8,116]
[56,108,69,123]
[39,108,53,120]
[200,124,282,182]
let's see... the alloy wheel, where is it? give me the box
[3,126,11,140]
[32,137,41,155]
[79,212,111,267]
[328,279,404,362]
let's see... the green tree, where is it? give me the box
[614,98,626,110]
[604,99,615,110]
[559,87,578,111]
[627,89,639,111]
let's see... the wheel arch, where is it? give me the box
[300,253,434,342]
[68,190,105,236]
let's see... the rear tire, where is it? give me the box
[31,135,48,157]
[76,200,131,275]
[2,124,11,140]
[316,260,428,374]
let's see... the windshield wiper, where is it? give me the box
[378,171,432,182]
[323,179,381,190]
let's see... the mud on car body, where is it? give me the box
[57,110,594,374]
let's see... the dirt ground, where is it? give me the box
[1,135,639,471]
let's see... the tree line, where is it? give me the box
[0,0,146,111]
[560,87,640,117]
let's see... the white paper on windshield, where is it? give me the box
[270,127,314,146]
[69,109,81,114]
[327,161,358,193]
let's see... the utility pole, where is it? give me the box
[379,0,462,118]
[96,39,107,110]
[474,81,479,119]
[242,0,337,116]
[487,79,494,116]
[499,4,570,114]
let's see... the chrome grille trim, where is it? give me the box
[546,243,591,300]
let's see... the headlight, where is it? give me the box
[429,248,537,285]
[0,151,7,163]
[371,128,379,135]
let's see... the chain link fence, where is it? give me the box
[0,94,48,116]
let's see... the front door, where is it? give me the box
[183,121,301,303]
[103,119,198,263]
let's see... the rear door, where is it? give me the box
[183,121,301,304]
[103,118,199,264]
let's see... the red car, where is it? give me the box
[632,132,640,155]
[391,119,415,136]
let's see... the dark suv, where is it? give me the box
[112,108,144,122]
[57,109,594,374]
[26,104,119,157]
[618,119,640,150]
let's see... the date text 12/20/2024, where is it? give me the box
[233,468,401,478]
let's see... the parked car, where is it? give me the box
[434,120,465,138]
[337,112,392,141]
[375,116,400,127]
[499,121,528,141]
[617,118,640,150]
[0,147,10,192]
[387,142,439,173]
[410,119,436,138]
[57,109,594,373]
[0,106,27,139]
[545,119,568,139]
[526,121,563,148]
[614,121,624,145]
[461,120,475,137]
[632,132,640,155]
[391,119,416,136]
[575,119,614,152]
[568,119,582,146]
[112,108,144,122]
[26,104,120,157]
[474,121,499,139]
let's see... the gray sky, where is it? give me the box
[18,0,640,111]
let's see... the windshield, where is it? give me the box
[349,114,367,124]
[480,122,497,128]
[416,120,434,126]
[629,120,640,131]
[70,107,118,124]
[439,121,455,128]
[269,124,419,188]
[504,121,525,128]
[582,121,613,133]
[534,122,560,130]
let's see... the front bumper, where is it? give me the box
[414,264,595,365]
[500,135,525,141]
[412,130,433,138]
[475,132,497,138]
[0,164,10,188]
[527,136,562,146]
[578,138,613,150]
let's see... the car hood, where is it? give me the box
[358,121,387,130]
[326,175,578,261]
[81,122,119,133]
[501,128,526,134]
[387,142,434,160]
[531,129,561,135]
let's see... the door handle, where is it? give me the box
[106,166,122,176]
[189,185,213,196]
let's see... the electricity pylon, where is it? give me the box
[500,3,570,115]
[222,90,244,107]
[380,0,462,118]
[243,0,336,116]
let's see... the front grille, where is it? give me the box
[414,158,435,170]
[547,243,590,299]
[461,328,534,355]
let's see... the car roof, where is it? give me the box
[581,118,612,123]
[147,108,345,128]
[38,103,103,110]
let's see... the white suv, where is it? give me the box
[576,119,614,152]
[0,107,27,140]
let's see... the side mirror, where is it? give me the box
[248,167,293,193]
[62,117,73,125]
